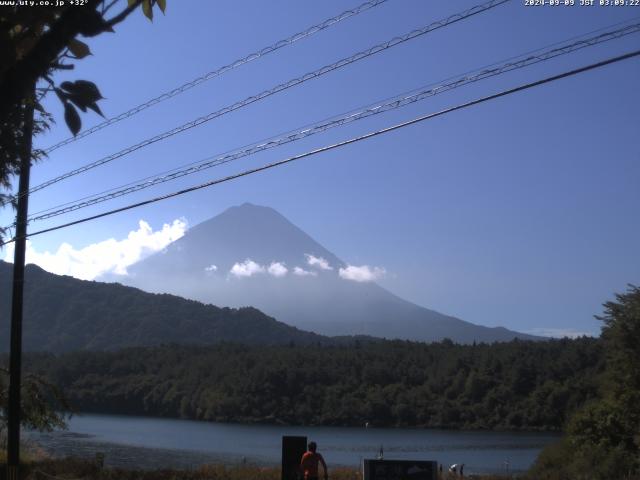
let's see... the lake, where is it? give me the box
[27,413,559,474]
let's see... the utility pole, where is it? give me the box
[6,85,35,480]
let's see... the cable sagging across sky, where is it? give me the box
[24,22,640,224]
[42,0,390,154]
[17,0,510,205]
[3,48,637,246]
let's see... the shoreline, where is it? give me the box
[58,409,563,435]
[25,413,552,475]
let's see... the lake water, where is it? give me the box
[28,413,559,474]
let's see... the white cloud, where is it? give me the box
[2,219,187,281]
[229,259,265,278]
[305,254,332,271]
[293,266,317,277]
[527,328,596,339]
[205,264,218,273]
[268,262,288,277]
[339,264,386,283]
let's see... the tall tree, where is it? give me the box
[530,285,640,480]
[0,2,167,473]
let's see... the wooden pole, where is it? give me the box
[6,86,35,480]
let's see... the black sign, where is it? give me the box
[282,435,307,480]
[363,459,438,480]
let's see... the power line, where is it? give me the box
[29,16,640,220]
[23,22,640,224]
[15,0,510,205]
[42,0,390,154]
[3,48,637,247]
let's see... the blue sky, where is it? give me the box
[2,0,639,337]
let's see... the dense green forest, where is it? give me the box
[21,337,602,431]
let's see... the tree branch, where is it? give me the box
[106,0,143,27]
[102,0,121,15]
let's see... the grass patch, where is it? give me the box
[0,458,518,480]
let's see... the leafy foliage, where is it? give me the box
[57,79,105,136]
[0,0,166,133]
[8,457,360,480]
[19,337,603,431]
[528,285,640,479]
[0,0,166,240]
[599,285,640,403]
[0,366,70,436]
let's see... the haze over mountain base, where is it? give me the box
[0,261,331,353]
[102,203,538,343]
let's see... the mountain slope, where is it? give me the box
[110,203,539,343]
[0,261,327,353]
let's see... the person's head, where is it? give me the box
[308,441,317,452]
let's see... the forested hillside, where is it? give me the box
[0,262,328,352]
[23,337,602,431]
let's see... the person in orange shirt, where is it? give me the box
[300,441,328,480]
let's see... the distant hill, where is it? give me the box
[0,261,328,353]
[104,203,540,343]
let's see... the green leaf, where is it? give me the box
[67,94,88,112]
[60,80,104,118]
[87,102,104,118]
[68,38,91,59]
[157,0,166,14]
[72,80,103,101]
[142,0,153,21]
[61,80,103,104]
[64,102,81,136]
[127,0,137,5]
[59,81,74,93]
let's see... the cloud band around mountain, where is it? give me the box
[229,259,265,277]
[2,219,187,281]
[267,262,288,277]
[339,264,386,282]
[293,266,317,277]
[229,260,290,278]
[2,220,388,287]
[305,254,333,270]
[226,256,387,283]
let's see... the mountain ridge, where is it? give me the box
[109,203,540,343]
[0,261,337,353]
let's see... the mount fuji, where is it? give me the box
[104,203,538,343]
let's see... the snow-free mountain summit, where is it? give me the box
[107,203,538,343]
